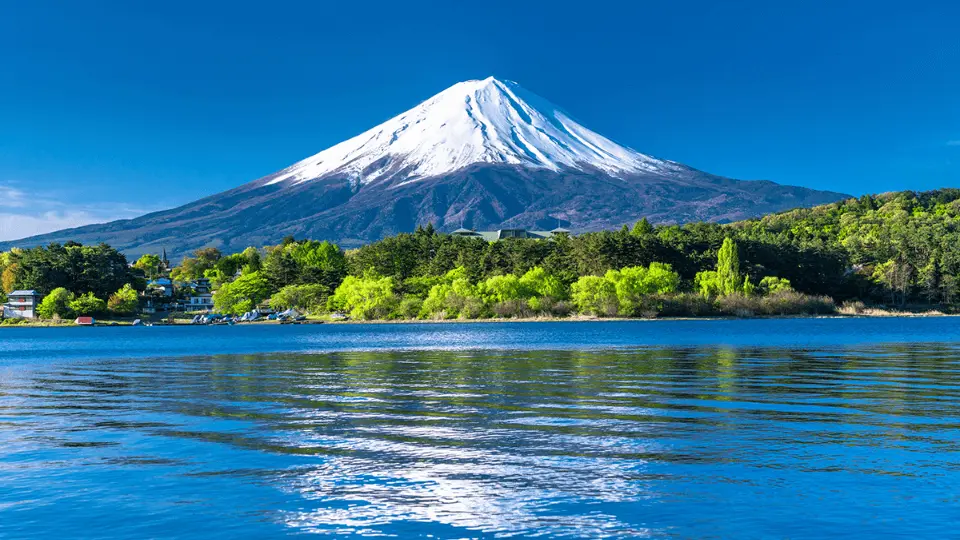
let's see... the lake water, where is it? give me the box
[2,318,960,538]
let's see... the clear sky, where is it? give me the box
[1,0,958,240]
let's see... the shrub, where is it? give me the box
[606,263,681,316]
[839,300,866,315]
[758,290,836,316]
[519,267,567,300]
[658,293,718,318]
[328,274,399,320]
[107,284,139,315]
[420,278,484,319]
[759,276,793,294]
[717,293,757,317]
[492,299,533,318]
[695,271,722,298]
[37,288,75,319]
[546,300,573,317]
[396,295,423,319]
[269,283,329,312]
[571,276,619,317]
[69,292,107,317]
[214,271,271,314]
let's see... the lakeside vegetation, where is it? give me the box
[3,189,960,323]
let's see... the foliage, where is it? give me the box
[263,240,347,291]
[2,262,17,294]
[15,189,960,319]
[480,274,525,304]
[570,275,619,316]
[69,293,107,317]
[5,243,137,298]
[171,247,222,281]
[37,287,74,319]
[107,284,139,315]
[759,276,793,294]
[716,237,742,295]
[518,266,566,300]
[213,271,270,314]
[328,274,399,320]
[420,277,483,319]
[133,254,163,279]
[269,283,329,312]
[606,263,681,316]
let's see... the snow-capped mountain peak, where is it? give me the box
[268,77,680,186]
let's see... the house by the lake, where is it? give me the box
[146,278,175,298]
[2,290,40,319]
[186,278,214,311]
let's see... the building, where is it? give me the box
[450,227,572,241]
[185,278,214,311]
[3,290,40,319]
[192,278,212,294]
[146,278,175,298]
[186,294,214,311]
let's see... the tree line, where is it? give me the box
[2,189,959,321]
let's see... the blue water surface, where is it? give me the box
[2,318,960,538]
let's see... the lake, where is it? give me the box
[2,318,960,538]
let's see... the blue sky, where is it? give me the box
[1,0,958,240]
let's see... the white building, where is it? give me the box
[187,293,214,311]
[3,290,40,319]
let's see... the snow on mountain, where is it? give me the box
[268,77,683,187]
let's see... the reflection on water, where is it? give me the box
[3,342,960,538]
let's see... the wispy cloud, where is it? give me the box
[0,182,160,242]
[0,185,27,208]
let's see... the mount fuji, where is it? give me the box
[2,77,848,258]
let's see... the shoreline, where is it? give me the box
[2,309,957,328]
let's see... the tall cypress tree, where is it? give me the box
[717,237,741,295]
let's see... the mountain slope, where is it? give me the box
[0,77,850,258]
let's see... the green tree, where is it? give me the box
[480,274,525,304]
[263,240,347,290]
[606,263,680,315]
[107,284,140,315]
[69,293,107,317]
[695,271,721,298]
[172,247,222,281]
[420,278,483,319]
[36,287,74,319]
[570,275,619,316]
[759,276,793,294]
[631,217,654,236]
[133,254,163,279]
[518,267,567,299]
[328,274,399,320]
[2,262,17,293]
[716,237,742,295]
[269,283,329,312]
[213,271,270,314]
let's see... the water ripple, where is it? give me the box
[2,325,960,537]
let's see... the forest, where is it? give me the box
[2,189,959,321]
